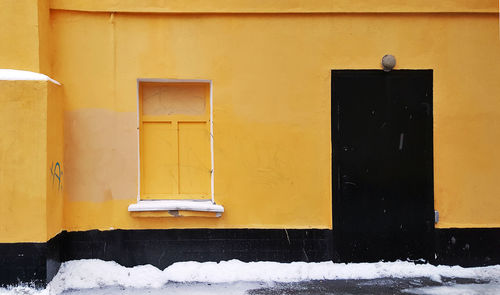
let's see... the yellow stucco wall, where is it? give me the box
[0,81,48,242]
[49,0,498,13]
[0,0,51,74]
[38,0,52,75]
[0,80,63,243]
[46,83,64,240]
[1,2,500,243]
[0,1,40,72]
[50,9,500,231]
[0,0,60,243]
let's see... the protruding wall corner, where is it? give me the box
[0,80,50,243]
[46,231,64,284]
[46,81,64,241]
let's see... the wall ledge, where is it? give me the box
[49,0,499,14]
[128,200,224,217]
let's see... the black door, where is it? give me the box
[332,70,434,262]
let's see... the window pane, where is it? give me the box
[178,122,210,195]
[142,122,178,195]
[142,83,207,116]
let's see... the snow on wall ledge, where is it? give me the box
[33,259,500,294]
[0,69,60,85]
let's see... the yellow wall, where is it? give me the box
[46,83,64,240]
[0,0,51,74]
[49,0,498,13]
[0,81,48,242]
[0,0,62,243]
[2,2,500,242]
[38,0,52,75]
[49,8,500,231]
[0,1,39,71]
[0,80,63,243]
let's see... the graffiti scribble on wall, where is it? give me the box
[50,161,63,191]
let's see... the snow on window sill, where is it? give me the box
[128,199,224,217]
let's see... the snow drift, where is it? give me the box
[49,259,500,294]
[1,259,500,295]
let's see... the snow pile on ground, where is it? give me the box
[404,283,500,295]
[46,259,500,294]
[0,69,60,85]
[50,260,166,291]
[1,259,500,294]
[163,260,500,283]
[0,286,49,295]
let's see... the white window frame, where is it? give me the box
[128,78,222,215]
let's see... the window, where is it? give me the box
[138,80,212,200]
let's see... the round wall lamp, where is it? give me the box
[381,54,396,72]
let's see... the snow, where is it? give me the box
[1,259,500,295]
[0,287,46,295]
[404,283,500,295]
[0,69,60,85]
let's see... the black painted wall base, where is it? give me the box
[0,229,332,287]
[0,243,46,287]
[0,228,499,287]
[435,228,500,267]
[60,229,333,269]
[0,234,63,287]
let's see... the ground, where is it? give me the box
[58,277,500,295]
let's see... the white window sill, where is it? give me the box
[128,200,224,217]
